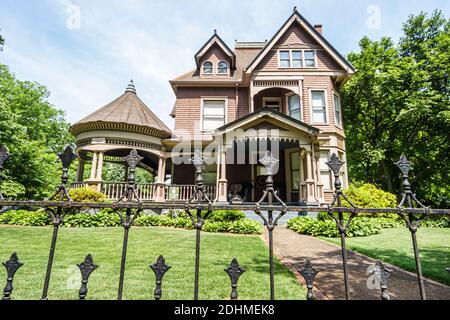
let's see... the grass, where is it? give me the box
[324,228,450,285]
[0,225,305,300]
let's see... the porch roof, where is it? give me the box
[214,106,320,135]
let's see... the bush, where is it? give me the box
[208,210,246,222]
[63,210,121,227]
[68,187,107,203]
[0,210,50,226]
[287,217,382,238]
[344,183,397,209]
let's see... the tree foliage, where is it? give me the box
[342,10,450,207]
[0,64,73,199]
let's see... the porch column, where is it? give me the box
[315,152,324,203]
[217,145,228,203]
[305,149,316,204]
[153,157,166,202]
[96,152,104,180]
[75,159,85,183]
[89,152,98,180]
[299,151,306,202]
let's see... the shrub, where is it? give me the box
[288,217,382,238]
[63,210,121,228]
[0,210,50,226]
[68,187,107,203]
[208,210,246,222]
[344,183,397,209]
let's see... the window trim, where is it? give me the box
[278,49,317,69]
[200,97,228,132]
[262,97,282,112]
[333,92,343,128]
[309,89,329,124]
[217,61,229,75]
[201,61,214,75]
[286,92,303,121]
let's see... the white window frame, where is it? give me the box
[333,92,343,128]
[217,61,229,75]
[278,49,317,69]
[309,89,328,124]
[286,92,303,121]
[201,61,214,75]
[200,97,228,132]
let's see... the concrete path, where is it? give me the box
[264,226,450,300]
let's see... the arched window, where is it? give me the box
[202,61,213,74]
[218,61,228,74]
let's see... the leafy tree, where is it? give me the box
[0,64,73,199]
[342,10,450,207]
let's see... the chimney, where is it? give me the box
[314,24,323,34]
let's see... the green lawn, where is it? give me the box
[0,226,305,300]
[324,228,450,285]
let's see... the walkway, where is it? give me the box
[264,226,450,300]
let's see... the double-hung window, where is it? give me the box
[304,50,316,67]
[319,151,332,190]
[279,51,290,68]
[333,93,342,127]
[202,100,226,131]
[292,51,303,68]
[202,61,213,74]
[279,49,315,68]
[288,94,301,121]
[311,90,327,123]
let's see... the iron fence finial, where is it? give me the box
[224,258,245,300]
[297,260,319,300]
[77,254,98,300]
[2,252,24,300]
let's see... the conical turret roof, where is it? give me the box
[70,80,172,138]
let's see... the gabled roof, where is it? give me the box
[194,30,236,70]
[70,81,172,138]
[245,9,355,74]
[214,106,320,135]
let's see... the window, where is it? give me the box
[311,91,327,123]
[279,51,290,68]
[288,94,301,120]
[202,61,213,74]
[304,50,316,67]
[333,93,342,126]
[278,49,316,68]
[290,152,300,191]
[292,51,303,68]
[202,100,225,131]
[319,151,332,190]
[263,98,281,111]
[218,61,228,74]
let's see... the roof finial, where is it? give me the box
[214,29,217,35]
[126,79,136,94]
[293,6,297,12]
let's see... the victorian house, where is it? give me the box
[70,9,354,206]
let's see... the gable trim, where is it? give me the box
[246,10,355,74]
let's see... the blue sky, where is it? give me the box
[1,0,449,128]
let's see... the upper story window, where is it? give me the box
[218,61,228,74]
[202,61,213,74]
[288,94,301,120]
[202,99,226,131]
[333,93,342,127]
[278,49,316,68]
[263,97,281,112]
[311,90,327,123]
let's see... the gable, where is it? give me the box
[247,10,355,74]
[201,43,232,69]
[194,32,236,70]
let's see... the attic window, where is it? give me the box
[218,61,228,74]
[202,61,213,74]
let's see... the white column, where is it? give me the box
[218,145,228,203]
[299,151,306,202]
[96,152,104,180]
[153,157,166,202]
[305,148,316,203]
[89,152,98,180]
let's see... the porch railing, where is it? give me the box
[165,184,216,202]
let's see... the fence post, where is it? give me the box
[115,149,144,300]
[184,150,213,300]
[41,145,77,300]
[395,155,429,300]
[254,151,287,300]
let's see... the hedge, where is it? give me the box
[0,209,263,235]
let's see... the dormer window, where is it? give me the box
[218,61,228,74]
[202,61,213,74]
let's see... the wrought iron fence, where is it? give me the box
[0,145,449,301]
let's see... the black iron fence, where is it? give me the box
[0,145,449,301]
